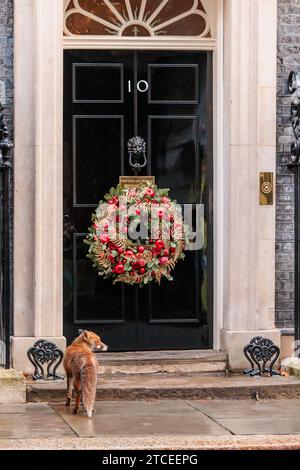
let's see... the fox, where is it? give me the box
[63,329,108,418]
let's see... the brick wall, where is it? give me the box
[0,0,13,133]
[276,0,300,329]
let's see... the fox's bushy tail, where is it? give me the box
[81,362,97,418]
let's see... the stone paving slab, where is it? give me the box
[217,418,300,435]
[52,401,230,437]
[0,403,75,439]
[0,403,56,414]
[187,399,300,419]
[53,400,197,416]
[186,399,300,435]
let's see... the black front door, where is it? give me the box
[63,50,213,350]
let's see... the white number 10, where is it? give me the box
[128,80,149,93]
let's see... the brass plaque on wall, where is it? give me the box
[259,172,274,205]
[119,176,155,189]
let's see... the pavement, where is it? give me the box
[0,399,300,450]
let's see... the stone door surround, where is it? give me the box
[12,0,278,371]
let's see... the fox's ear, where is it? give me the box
[82,330,89,339]
[78,329,88,339]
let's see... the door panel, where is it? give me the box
[148,116,198,204]
[73,115,124,206]
[73,63,124,103]
[63,50,213,350]
[148,64,199,104]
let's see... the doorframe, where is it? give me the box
[13,0,280,371]
[62,2,225,350]
[13,0,224,352]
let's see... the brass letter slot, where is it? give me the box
[259,172,274,205]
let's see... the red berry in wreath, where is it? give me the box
[108,198,116,205]
[138,246,145,253]
[139,268,146,274]
[117,248,123,254]
[163,249,169,256]
[126,250,134,257]
[155,240,165,250]
[145,187,155,198]
[100,234,110,244]
[115,263,125,274]
[159,256,169,265]
[139,259,146,267]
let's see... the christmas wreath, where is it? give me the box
[85,183,188,286]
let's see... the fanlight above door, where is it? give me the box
[64,0,211,37]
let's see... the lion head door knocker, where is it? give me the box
[127,136,147,176]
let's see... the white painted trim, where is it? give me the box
[63,36,216,50]
[14,0,64,338]
[220,0,277,337]
[213,0,224,350]
[33,0,64,337]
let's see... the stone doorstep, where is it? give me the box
[97,349,228,375]
[0,369,26,404]
[26,374,300,402]
[1,435,300,450]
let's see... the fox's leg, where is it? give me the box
[66,375,73,407]
[73,390,81,414]
[72,377,81,415]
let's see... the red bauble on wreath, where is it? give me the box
[85,182,188,286]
